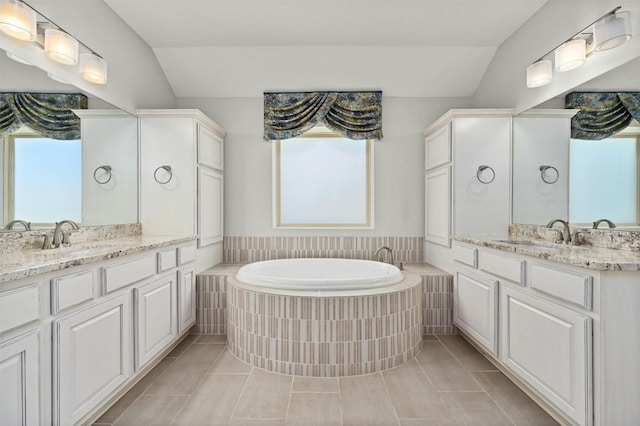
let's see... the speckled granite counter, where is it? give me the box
[453,235,640,271]
[0,234,196,283]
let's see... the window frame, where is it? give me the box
[272,127,374,229]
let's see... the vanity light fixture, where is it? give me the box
[526,6,632,88]
[6,50,31,65]
[526,60,552,88]
[0,0,108,84]
[44,28,78,65]
[0,0,36,41]
[594,10,632,51]
[79,53,107,84]
[554,39,586,72]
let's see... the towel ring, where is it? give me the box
[154,165,173,184]
[93,165,112,184]
[476,165,495,184]
[539,165,559,184]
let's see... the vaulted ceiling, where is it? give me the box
[104,0,548,98]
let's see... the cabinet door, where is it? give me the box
[198,167,224,247]
[454,268,497,355]
[139,116,196,236]
[135,276,177,370]
[53,294,131,426]
[178,269,196,334]
[197,123,223,170]
[453,117,511,237]
[500,285,592,426]
[0,331,39,426]
[425,123,451,170]
[425,166,451,247]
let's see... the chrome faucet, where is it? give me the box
[3,219,31,231]
[52,220,80,248]
[374,246,395,266]
[546,219,572,244]
[593,219,616,229]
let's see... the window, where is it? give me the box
[569,135,639,225]
[273,127,373,228]
[4,130,81,227]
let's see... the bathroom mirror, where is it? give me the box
[512,57,640,230]
[0,47,138,231]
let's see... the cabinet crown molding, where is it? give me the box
[423,108,515,137]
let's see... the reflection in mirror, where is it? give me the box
[0,47,138,231]
[512,58,640,230]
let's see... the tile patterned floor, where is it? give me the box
[93,335,559,426]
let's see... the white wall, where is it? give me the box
[177,97,471,236]
[472,0,640,112]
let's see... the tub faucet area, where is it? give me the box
[374,245,395,266]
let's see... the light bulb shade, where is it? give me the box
[0,1,36,41]
[44,29,79,65]
[526,60,552,88]
[79,53,107,84]
[554,39,586,72]
[594,11,632,51]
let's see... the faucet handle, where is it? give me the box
[61,230,72,247]
[41,234,52,250]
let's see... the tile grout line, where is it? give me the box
[227,366,254,422]
[283,373,295,425]
[336,376,344,426]
[378,371,402,426]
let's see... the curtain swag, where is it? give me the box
[565,92,640,140]
[0,92,88,140]
[263,91,383,141]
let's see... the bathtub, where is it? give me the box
[227,258,423,377]
[235,258,404,290]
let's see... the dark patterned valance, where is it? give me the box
[0,92,87,140]
[264,91,383,141]
[565,92,640,140]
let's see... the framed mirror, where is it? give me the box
[512,57,640,230]
[0,46,138,231]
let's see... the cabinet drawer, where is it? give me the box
[0,285,40,333]
[178,244,197,265]
[479,251,525,285]
[529,264,593,310]
[425,124,451,170]
[101,255,156,294]
[453,244,477,268]
[51,270,95,314]
[198,124,223,170]
[157,248,177,273]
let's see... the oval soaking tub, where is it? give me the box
[235,258,405,290]
[227,258,422,377]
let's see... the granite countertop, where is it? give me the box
[453,235,640,272]
[0,234,196,283]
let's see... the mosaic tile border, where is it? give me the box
[223,236,424,263]
[227,276,423,377]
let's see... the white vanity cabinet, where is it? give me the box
[500,284,592,426]
[53,293,132,426]
[424,109,514,273]
[138,109,226,273]
[0,330,40,426]
[453,240,640,426]
[0,239,198,426]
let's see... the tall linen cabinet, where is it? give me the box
[423,109,514,273]
[138,109,225,273]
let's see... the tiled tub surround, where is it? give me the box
[223,235,424,263]
[227,274,423,377]
[454,228,640,271]
[195,263,455,337]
